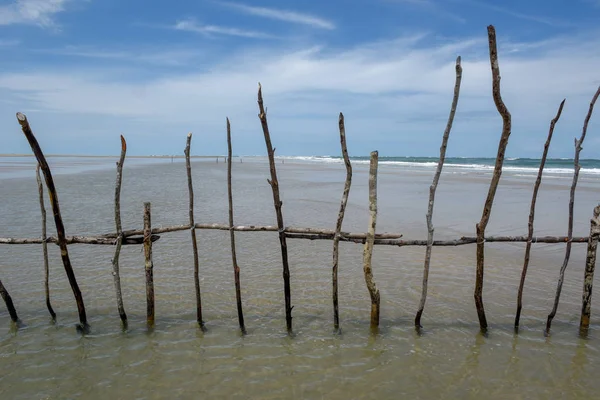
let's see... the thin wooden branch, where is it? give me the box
[0,279,19,324]
[111,135,128,328]
[333,112,352,332]
[579,204,600,337]
[144,202,155,329]
[415,55,462,330]
[363,151,380,329]
[474,25,512,333]
[547,85,600,334]
[0,234,587,246]
[16,112,89,333]
[185,133,204,329]
[514,100,565,330]
[258,83,293,333]
[36,164,56,321]
[227,118,246,334]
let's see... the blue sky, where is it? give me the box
[0,0,599,157]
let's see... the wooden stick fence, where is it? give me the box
[1,25,600,338]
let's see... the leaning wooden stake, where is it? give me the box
[333,112,352,331]
[36,165,56,321]
[546,85,600,334]
[16,112,89,332]
[144,202,155,329]
[514,99,565,330]
[227,118,246,334]
[364,151,380,329]
[0,279,19,324]
[111,135,128,327]
[415,56,462,329]
[474,25,512,333]
[258,83,293,333]
[579,204,600,337]
[184,133,204,329]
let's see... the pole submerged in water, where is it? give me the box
[185,133,205,330]
[36,165,56,321]
[0,279,19,324]
[332,112,352,332]
[257,83,293,333]
[227,118,246,334]
[16,112,89,333]
[112,135,128,328]
[415,55,462,330]
[144,202,155,329]
[363,151,380,329]
[579,204,600,337]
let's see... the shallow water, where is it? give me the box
[1,157,599,399]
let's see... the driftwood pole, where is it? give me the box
[363,151,380,329]
[546,85,600,334]
[257,83,293,333]
[16,112,89,332]
[227,118,246,334]
[0,279,19,324]
[415,56,462,329]
[36,165,56,321]
[474,25,512,333]
[111,135,128,327]
[333,112,352,332]
[579,205,600,336]
[514,100,565,330]
[144,202,155,329]
[184,133,204,329]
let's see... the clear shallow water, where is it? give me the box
[1,157,600,399]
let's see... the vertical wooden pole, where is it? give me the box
[332,112,352,332]
[474,26,512,333]
[36,165,56,321]
[184,133,205,329]
[547,85,600,334]
[514,100,565,330]
[257,83,293,333]
[0,279,19,324]
[16,112,89,333]
[227,118,246,334]
[144,202,155,329]
[363,151,380,329]
[580,205,600,337]
[415,56,462,330]
[111,135,128,328]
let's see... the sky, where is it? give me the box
[0,0,599,158]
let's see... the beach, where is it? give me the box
[1,155,599,399]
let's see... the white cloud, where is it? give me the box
[0,0,69,28]
[174,19,273,39]
[219,2,335,30]
[1,30,599,157]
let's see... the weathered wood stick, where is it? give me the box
[514,100,565,330]
[258,83,293,333]
[547,85,600,334]
[363,151,380,328]
[0,279,19,324]
[579,204,600,337]
[0,234,587,246]
[474,25,512,333]
[36,165,56,321]
[111,135,128,327]
[0,235,159,245]
[415,55,462,330]
[227,118,246,334]
[16,112,89,333]
[185,133,204,329]
[144,202,155,329]
[333,112,352,331]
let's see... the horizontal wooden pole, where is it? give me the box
[0,235,160,245]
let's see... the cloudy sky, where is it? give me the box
[0,0,599,157]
